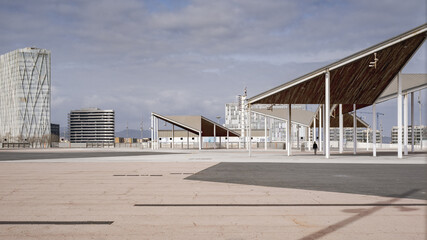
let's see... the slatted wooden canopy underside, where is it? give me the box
[249,25,426,114]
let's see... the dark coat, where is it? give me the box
[313,142,318,149]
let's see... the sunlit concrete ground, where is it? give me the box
[0,148,426,240]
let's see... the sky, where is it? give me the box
[0,0,426,137]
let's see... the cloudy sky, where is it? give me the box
[0,0,426,136]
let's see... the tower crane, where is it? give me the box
[358,111,385,144]
[357,111,384,130]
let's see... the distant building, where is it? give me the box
[68,108,115,145]
[50,123,60,146]
[225,101,309,142]
[391,125,426,144]
[0,47,51,147]
[329,128,381,143]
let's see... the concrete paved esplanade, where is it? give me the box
[0,149,426,239]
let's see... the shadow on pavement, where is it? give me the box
[186,162,427,200]
[298,189,421,240]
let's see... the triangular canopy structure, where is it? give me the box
[376,73,427,103]
[247,24,427,114]
[252,107,367,128]
[310,113,368,128]
[252,108,315,127]
[246,24,426,158]
[152,113,239,137]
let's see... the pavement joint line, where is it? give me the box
[0,221,114,225]
[134,203,427,207]
[113,174,163,177]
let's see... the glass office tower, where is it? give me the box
[0,47,51,146]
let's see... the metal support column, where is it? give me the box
[264,116,268,150]
[213,124,216,149]
[397,72,403,158]
[420,91,423,150]
[297,125,300,150]
[227,130,229,149]
[319,105,322,152]
[156,117,159,150]
[287,104,292,156]
[373,104,377,157]
[325,70,330,159]
[187,131,189,149]
[353,104,357,155]
[313,116,317,146]
[323,104,326,154]
[339,104,343,153]
[172,125,175,149]
[248,104,252,157]
[151,114,154,150]
[411,92,414,152]
[199,132,202,150]
[366,127,369,151]
[404,94,408,155]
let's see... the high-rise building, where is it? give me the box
[0,47,51,146]
[68,108,115,145]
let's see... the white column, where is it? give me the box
[156,117,159,150]
[339,104,343,153]
[287,104,292,156]
[172,125,175,149]
[373,104,377,157]
[404,94,408,155]
[323,104,326,154]
[248,104,252,157]
[199,132,202,150]
[325,71,330,159]
[411,92,414,152]
[353,104,357,155]
[297,125,300,150]
[150,113,154,150]
[213,124,216,149]
[226,130,229,149]
[366,128,369,151]
[397,72,403,158]
[420,91,423,150]
[264,116,268,150]
[313,116,317,145]
[308,127,311,151]
[319,105,322,152]
[187,131,189,149]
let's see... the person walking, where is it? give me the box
[313,141,318,155]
